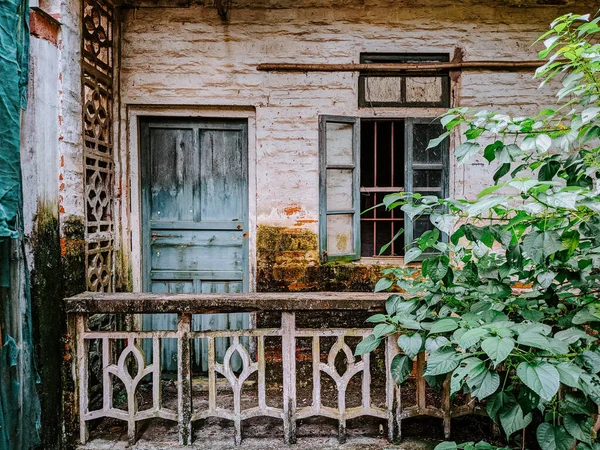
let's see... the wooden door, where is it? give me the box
[140,118,248,371]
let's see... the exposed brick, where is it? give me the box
[30,8,60,46]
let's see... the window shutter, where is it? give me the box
[404,118,449,253]
[319,116,360,262]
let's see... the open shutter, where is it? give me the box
[405,118,449,251]
[319,116,360,262]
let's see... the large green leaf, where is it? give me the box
[426,256,449,283]
[538,160,561,181]
[397,333,423,359]
[467,196,508,217]
[508,177,539,192]
[450,357,485,395]
[536,423,575,450]
[481,336,514,367]
[374,277,393,292]
[517,361,560,401]
[458,328,489,349]
[573,305,600,325]
[555,361,585,388]
[522,230,562,264]
[581,350,600,374]
[456,142,480,164]
[546,337,570,355]
[425,348,465,376]
[402,203,429,220]
[390,354,413,385]
[580,372,600,406]
[427,131,451,150]
[564,414,593,444]
[486,391,517,423]
[425,336,449,352]
[429,318,459,334]
[366,314,387,324]
[431,213,459,235]
[518,387,541,415]
[434,443,458,450]
[404,247,423,264]
[468,369,500,400]
[517,331,549,350]
[499,404,532,437]
[560,392,596,416]
[373,323,395,338]
[554,327,593,344]
[354,335,381,356]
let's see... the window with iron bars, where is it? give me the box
[319,54,450,262]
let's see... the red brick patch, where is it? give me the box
[30,8,60,46]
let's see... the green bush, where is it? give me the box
[357,13,600,450]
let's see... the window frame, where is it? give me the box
[318,115,362,262]
[404,117,450,256]
[358,53,451,109]
[319,116,450,263]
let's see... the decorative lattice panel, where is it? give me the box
[82,0,114,292]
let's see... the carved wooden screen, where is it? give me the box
[82,0,114,292]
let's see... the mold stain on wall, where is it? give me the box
[256,225,388,292]
[30,207,87,449]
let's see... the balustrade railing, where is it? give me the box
[64,292,484,447]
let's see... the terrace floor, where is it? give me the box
[79,418,438,450]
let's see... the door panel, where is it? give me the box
[141,118,249,372]
[199,129,245,221]
[149,127,199,222]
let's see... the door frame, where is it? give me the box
[124,106,257,293]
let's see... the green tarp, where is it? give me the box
[0,0,42,448]
[0,0,29,238]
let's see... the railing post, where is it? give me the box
[416,352,426,411]
[442,375,452,439]
[76,313,89,444]
[282,312,297,444]
[178,313,193,445]
[386,335,399,442]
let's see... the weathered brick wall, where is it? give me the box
[119,0,594,290]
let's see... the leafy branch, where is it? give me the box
[357,12,600,450]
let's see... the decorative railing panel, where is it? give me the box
[66,292,484,446]
[82,0,115,292]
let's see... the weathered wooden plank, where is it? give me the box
[199,129,245,222]
[150,220,244,230]
[148,126,197,223]
[151,245,244,272]
[150,230,244,247]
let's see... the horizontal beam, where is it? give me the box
[64,291,391,314]
[257,61,544,73]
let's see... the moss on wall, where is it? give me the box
[257,225,390,292]
[30,204,63,450]
[30,210,86,450]
[60,216,86,297]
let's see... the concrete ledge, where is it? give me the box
[64,292,392,314]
